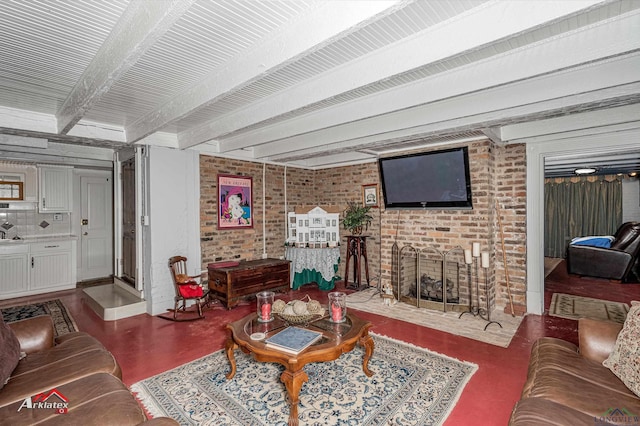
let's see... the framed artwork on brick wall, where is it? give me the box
[362,183,378,208]
[218,174,253,229]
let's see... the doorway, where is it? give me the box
[526,130,640,314]
[121,157,136,287]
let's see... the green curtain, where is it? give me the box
[544,178,622,258]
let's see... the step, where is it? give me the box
[83,284,147,321]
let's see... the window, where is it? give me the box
[0,181,23,200]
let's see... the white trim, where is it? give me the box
[136,147,145,293]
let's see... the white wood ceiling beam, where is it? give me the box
[0,107,128,145]
[286,152,377,169]
[194,144,259,163]
[232,11,640,157]
[68,121,126,143]
[500,104,640,142]
[256,61,640,160]
[203,0,604,152]
[0,135,48,149]
[137,132,179,149]
[272,97,640,165]
[0,141,113,162]
[0,150,112,168]
[545,150,640,166]
[501,122,640,146]
[56,0,197,135]
[0,106,57,134]
[125,0,403,144]
[481,128,503,145]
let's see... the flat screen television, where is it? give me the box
[378,146,473,210]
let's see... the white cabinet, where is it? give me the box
[39,166,72,212]
[30,241,74,290]
[0,245,29,297]
[0,239,77,299]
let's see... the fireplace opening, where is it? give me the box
[412,272,459,303]
[393,244,469,313]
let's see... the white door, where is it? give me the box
[80,175,113,280]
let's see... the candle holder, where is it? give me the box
[479,260,502,331]
[459,245,502,331]
[328,291,347,323]
[459,248,478,318]
[256,291,275,322]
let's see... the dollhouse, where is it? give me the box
[287,206,340,247]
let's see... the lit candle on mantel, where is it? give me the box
[481,252,490,269]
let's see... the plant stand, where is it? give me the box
[344,235,370,291]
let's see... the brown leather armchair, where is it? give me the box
[566,221,640,281]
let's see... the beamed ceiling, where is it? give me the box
[0,0,639,176]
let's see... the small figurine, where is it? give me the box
[381,282,396,306]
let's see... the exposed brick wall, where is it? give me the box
[375,140,525,313]
[315,163,381,286]
[199,157,317,271]
[379,142,493,308]
[199,140,527,313]
[493,143,527,314]
[283,166,317,212]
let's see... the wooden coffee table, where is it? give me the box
[225,312,374,426]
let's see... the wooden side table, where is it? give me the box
[344,235,370,290]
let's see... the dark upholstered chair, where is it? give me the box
[566,222,640,281]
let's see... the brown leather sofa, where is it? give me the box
[0,314,178,426]
[509,318,639,425]
[567,221,640,281]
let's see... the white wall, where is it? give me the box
[142,146,201,315]
[623,178,640,223]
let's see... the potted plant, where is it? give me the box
[341,202,373,235]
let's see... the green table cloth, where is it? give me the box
[285,247,341,290]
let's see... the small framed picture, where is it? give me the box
[218,174,253,229]
[362,183,378,208]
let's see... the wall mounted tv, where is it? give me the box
[378,146,473,210]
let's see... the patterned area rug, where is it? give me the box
[347,288,522,348]
[132,333,477,426]
[0,299,78,336]
[549,293,630,323]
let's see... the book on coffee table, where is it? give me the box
[265,326,324,355]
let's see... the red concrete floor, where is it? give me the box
[2,261,639,426]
